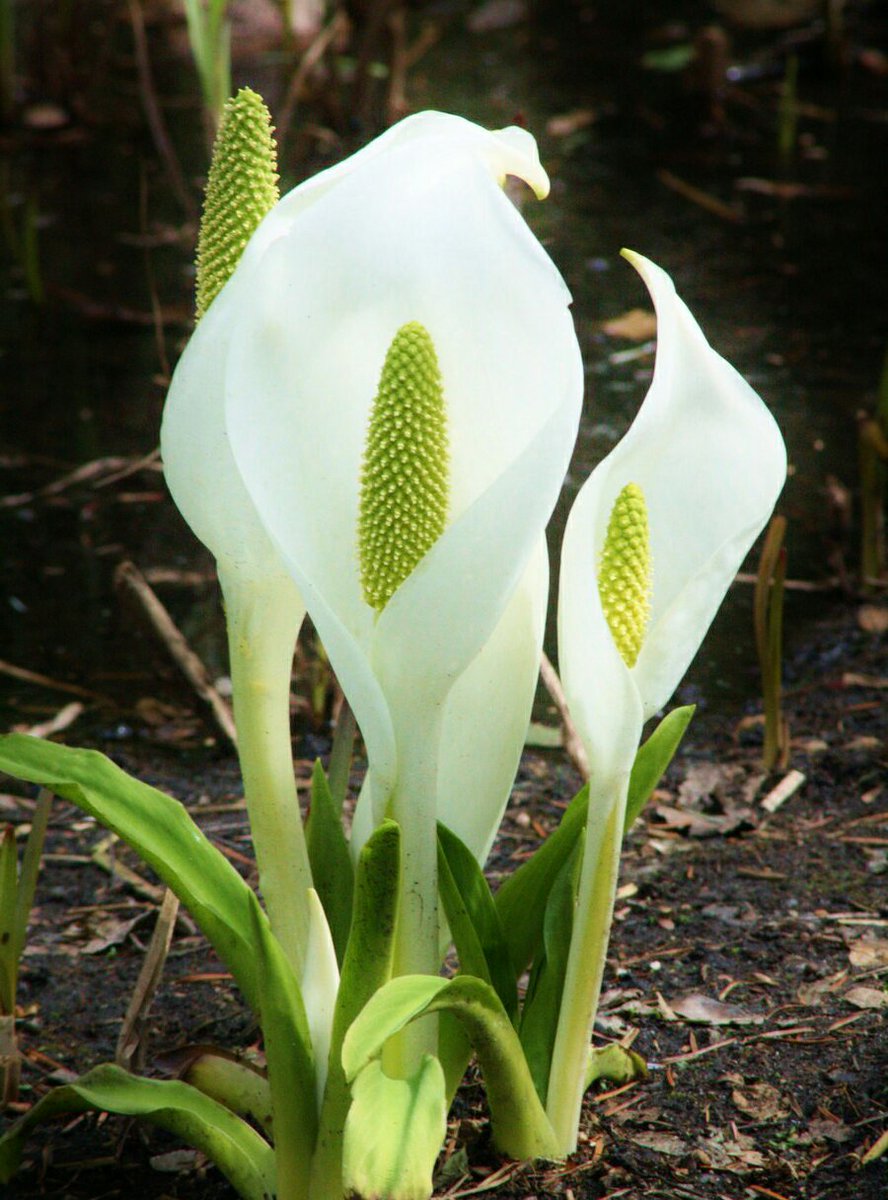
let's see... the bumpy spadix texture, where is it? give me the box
[358,323,449,612]
[597,482,651,668]
[195,87,279,319]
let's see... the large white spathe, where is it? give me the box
[222,112,584,1005]
[547,250,787,1150]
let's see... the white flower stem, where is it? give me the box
[545,789,624,1153]
[220,567,312,980]
[385,703,444,1075]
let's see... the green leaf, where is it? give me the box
[310,820,401,1200]
[494,784,589,977]
[518,834,583,1104]
[640,44,695,72]
[342,974,560,1160]
[584,1043,647,1090]
[863,1127,888,1164]
[495,706,694,979]
[0,1064,275,1199]
[343,1056,446,1200]
[306,759,354,965]
[624,705,695,832]
[13,788,51,964]
[0,735,269,1015]
[436,822,517,1022]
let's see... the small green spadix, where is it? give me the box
[598,482,651,668]
[195,87,279,320]
[358,323,450,612]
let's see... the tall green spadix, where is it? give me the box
[597,482,651,668]
[195,87,279,319]
[358,322,450,612]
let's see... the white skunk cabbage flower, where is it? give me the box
[547,250,787,1149]
[221,112,584,991]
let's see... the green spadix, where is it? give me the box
[195,88,279,320]
[358,322,450,612]
[597,482,651,668]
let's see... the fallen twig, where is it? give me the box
[0,659,110,704]
[114,560,237,746]
[760,768,805,814]
[116,888,180,1073]
[14,701,84,739]
[539,652,590,780]
[657,169,744,223]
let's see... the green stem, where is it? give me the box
[545,792,623,1153]
[385,704,444,1076]
[309,821,400,1200]
[220,568,312,980]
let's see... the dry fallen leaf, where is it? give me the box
[628,1131,689,1157]
[803,1118,855,1144]
[546,109,597,139]
[857,604,888,633]
[466,0,527,32]
[843,985,888,1010]
[652,802,753,838]
[796,970,847,1007]
[601,308,658,341]
[81,913,146,955]
[677,761,746,807]
[696,1130,768,1172]
[669,993,763,1026]
[731,1081,790,1122]
[848,934,888,969]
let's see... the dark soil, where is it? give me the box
[0,599,885,1200]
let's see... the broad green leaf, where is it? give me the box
[624,705,695,832]
[518,834,583,1104]
[248,902,316,1198]
[0,734,268,1014]
[436,822,517,1022]
[306,759,354,965]
[0,1064,275,1199]
[585,1042,647,1089]
[343,1056,446,1200]
[311,820,401,1200]
[494,784,589,977]
[179,1048,273,1138]
[342,974,560,1160]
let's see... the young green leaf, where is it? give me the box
[518,834,584,1104]
[437,822,517,1022]
[0,1064,275,1199]
[343,1056,446,1200]
[342,974,560,1160]
[624,705,695,831]
[494,784,589,977]
[306,759,354,965]
[585,1042,647,1089]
